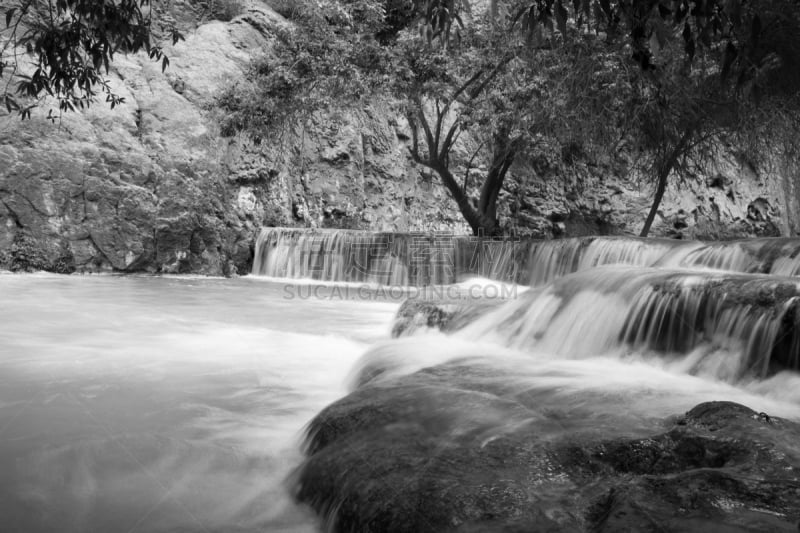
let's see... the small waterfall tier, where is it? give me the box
[253,228,800,287]
[526,236,800,285]
[252,228,528,285]
[462,266,800,380]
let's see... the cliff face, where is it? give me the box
[0,2,796,275]
[501,144,796,240]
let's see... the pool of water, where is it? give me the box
[0,273,399,533]
[2,271,799,533]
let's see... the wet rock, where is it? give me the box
[391,298,507,338]
[293,360,800,533]
[1,231,76,274]
[391,300,457,337]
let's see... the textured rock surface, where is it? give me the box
[391,297,505,338]
[499,143,796,240]
[0,1,465,275]
[294,356,800,532]
[1,1,798,274]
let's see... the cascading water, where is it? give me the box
[252,228,800,531]
[5,229,800,533]
[252,227,528,285]
[253,227,800,287]
[291,246,800,532]
[461,266,800,381]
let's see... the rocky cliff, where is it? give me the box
[1,1,797,275]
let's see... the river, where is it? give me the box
[3,230,800,532]
[0,273,398,533]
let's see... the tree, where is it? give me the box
[219,0,625,235]
[514,0,800,236]
[399,20,631,235]
[401,22,527,235]
[220,0,800,237]
[1,0,183,120]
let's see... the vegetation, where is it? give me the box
[2,0,799,236]
[0,0,183,120]
[222,0,800,236]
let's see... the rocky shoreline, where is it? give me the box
[293,363,800,532]
[286,296,800,532]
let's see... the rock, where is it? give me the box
[0,2,465,274]
[2,2,798,274]
[293,359,800,533]
[391,298,506,338]
[498,139,795,239]
[0,231,75,274]
[391,299,457,337]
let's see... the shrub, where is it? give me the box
[209,0,245,21]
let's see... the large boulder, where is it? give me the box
[293,357,800,532]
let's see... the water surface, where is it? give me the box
[0,273,398,533]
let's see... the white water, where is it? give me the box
[254,228,800,288]
[2,264,800,533]
[0,273,398,533]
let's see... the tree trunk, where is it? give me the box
[433,163,499,235]
[640,165,670,237]
[640,129,694,238]
[475,130,515,234]
[489,0,499,24]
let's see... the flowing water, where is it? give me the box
[0,273,399,533]
[3,229,800,532]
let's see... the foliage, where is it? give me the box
[218,1,391,136]
[221,0,800,236]
[511,0,800,235]
[1,232,75,273]
[207,0,245,22]
[220,0,622,234]
[1,0,183,120]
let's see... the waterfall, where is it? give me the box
[252,228,411,285]
[256,229,800,533]
[251,228,800,379]
[524,237,693,285]
[254,228,800,288]
[460,266,800,380]
[525,236,800,285]
[252,228,527,285]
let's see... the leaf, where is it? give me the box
[6,8,16,28]
[161,56,169,72]
[699,23,712,48]
[683,23,695,60]
[649,32,661,57]
[4,95,20,112]
[725,0,741,23]
[599,0,612,19]
[653,18,668,48]
[751,14,761,46]
[510,6,529,28]
[593,2,604,31]
[555,0,568,36]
